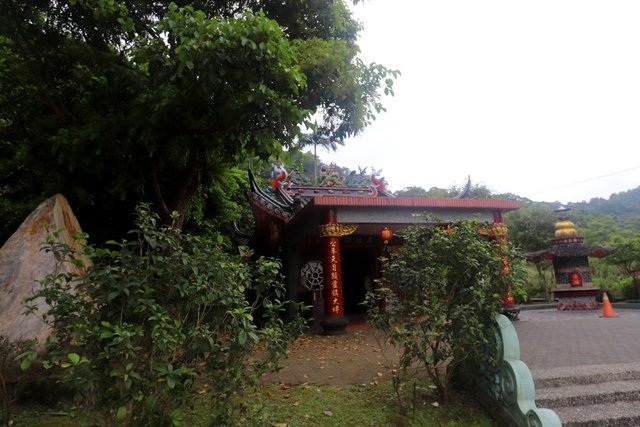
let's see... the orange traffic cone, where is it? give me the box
[601,292,617,318]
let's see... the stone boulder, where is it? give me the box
[0,194,87,345]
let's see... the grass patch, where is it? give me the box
[9,381,495,426]
[188,380,494,427]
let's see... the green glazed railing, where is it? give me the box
[463,314,562,427]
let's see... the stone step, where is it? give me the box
[531,362,640,388]
[552,400,640,427]
[536,379,640,408]
[530,363,640,426]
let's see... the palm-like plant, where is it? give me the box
[297,129,344,185]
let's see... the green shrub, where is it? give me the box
[23,205,305,426]
[521,261,554,301]
[620,278,639,301]
[366,221,526,406]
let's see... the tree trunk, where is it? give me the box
[631,270,640,296]
[146,149,203,229]
[0,370,9,425]
[313,142,318,185]
[438,381,450,405]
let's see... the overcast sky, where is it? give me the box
[319,0,640,203]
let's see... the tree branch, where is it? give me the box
[147,156,172,225]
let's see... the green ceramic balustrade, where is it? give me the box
[463,314,562,427]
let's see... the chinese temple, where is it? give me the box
[526,207,616,310]
[247,165,521,334]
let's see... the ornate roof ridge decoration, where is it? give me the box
[286,185,379,197]
[261,166,480,200]
[249,170,292,210]
[455,175,472,199]
[318,223,358,238]
[276,184,295,205]
[247,169,520,225]
[267,164,395,198]
[247,170,294,221]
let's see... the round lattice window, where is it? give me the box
[301,261,324,290]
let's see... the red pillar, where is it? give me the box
[493,210,504,225]
[319,209,355,334]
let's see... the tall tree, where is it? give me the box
[296,133,344,185]
[504,204,556,252]
[0,0,396,242]
[395,186,430,197]
[505,204,557,298]
[606,236,640,292]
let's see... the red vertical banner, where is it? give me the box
[318,209,356,334]
[323,236,344,318]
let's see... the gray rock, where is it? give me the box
[0,194,87,346]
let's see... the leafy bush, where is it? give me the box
[520,262,554,301]
[622,279,640,301]
[366,221,525,405]
[24,205,305,426]
[591,258,629,300]
[605,236,640,298]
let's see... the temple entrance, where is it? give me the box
[341,246,376,314]
[247,166,521,335]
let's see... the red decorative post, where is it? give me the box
[319,209,356,334]
[481,218,520,319]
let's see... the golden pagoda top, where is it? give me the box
[554,219,578,238]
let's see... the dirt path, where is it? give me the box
[260,329,401,386]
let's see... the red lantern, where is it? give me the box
[502,290,516,306]
[570,272,583,287]
[379,227,394,244]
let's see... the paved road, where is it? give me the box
[513,308,640,372]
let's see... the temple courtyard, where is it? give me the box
[263,307,640,426]
[516,308,640,370]
[263,308,640,384]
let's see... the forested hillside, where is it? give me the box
[508,186,640,245]
[567,187,640,243]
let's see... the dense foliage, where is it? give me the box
[0,0,397,243]
[366,220,526,405]
[504,187,640,246]
[571,187,640,236]
[395,183,496,199]
[22,206,305,425]
[607,236,640,274]
[504,204,556,252]
[603,235,640,299]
